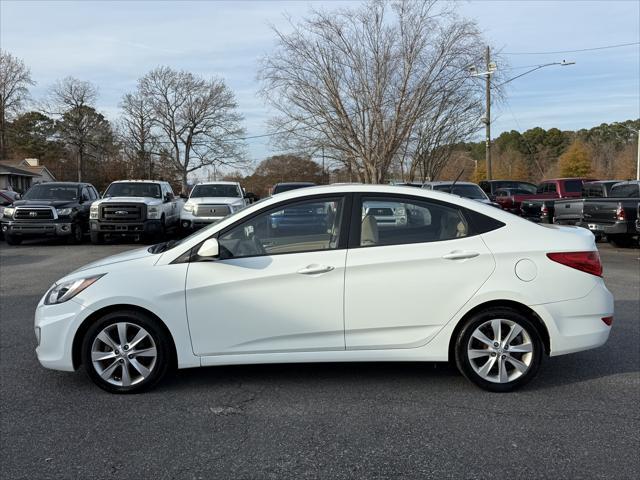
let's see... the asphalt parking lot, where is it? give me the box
[0,239,638,479]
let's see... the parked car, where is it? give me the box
[181,181,248,232]
[510,178,596,220]
[1,182,99,245]
[577,180,640,247]
[479,180,537,201]
[553,181,623,227]
[90,180,181,244]
[0,190,20,239]
[271,182,316,195]
[35,184,612,394]
[422,181,498,206]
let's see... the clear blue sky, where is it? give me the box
[2,0,639,168]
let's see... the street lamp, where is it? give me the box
[468,51,576,181]
[614,123,640,180]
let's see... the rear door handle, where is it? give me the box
[297,264,335,275]
[442,251,480,260]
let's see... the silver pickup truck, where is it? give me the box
[90,180,182,243]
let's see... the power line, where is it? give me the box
[503,41,639,55]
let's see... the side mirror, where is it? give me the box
[197,238,219,258]
[179,193,188,199]
[164,192,173,202]
[15,194,21,200]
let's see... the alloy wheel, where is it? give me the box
[467,318,534,384]
[90,322,157,387]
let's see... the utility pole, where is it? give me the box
[485,46,492,181]
[321,145,326,184]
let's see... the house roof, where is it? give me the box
[1,160,55,180]
[0,162,39,177]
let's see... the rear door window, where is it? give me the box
[564,180,583,193]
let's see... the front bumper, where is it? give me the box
[35,298,90,371]
[180,210,224,231]
[90,219,162,235]
[534,280,613,356]
[1,219,74,237]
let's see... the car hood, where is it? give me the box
[12,199,78,208]
[98,197,162,205]
[187,197,243,205]
[71,246,156,274]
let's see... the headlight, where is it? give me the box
[44,274,105,305]
[3,207,14,218]
[56,207,74,216]
[183,202,195,213]
[147,206,161,219]
[90,204,99,219]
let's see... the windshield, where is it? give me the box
[105,182,161,198]
[272,183,315,194]
[433,184,487,200]
[564,180,584,193]
[191,184,241,198]
[493,181,536,193]
[23,184,79,201]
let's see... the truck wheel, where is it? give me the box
[5,233,22,245]
[90,231,104,244]
[67,224,84,244]
[608,234,635,248]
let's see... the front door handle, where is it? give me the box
[297,264,335,275]
[442,251,480,260]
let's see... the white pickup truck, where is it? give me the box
[90,180,182,243]
[180,181,248,231]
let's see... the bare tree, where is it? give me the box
[138,66,246,193]
[0,50,35,159]
[119,91,158,178]
[45,77,103,181]
[260,0,489,183]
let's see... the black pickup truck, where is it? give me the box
[552,181,622,228]
[0,182,100,245]
[560,181,639,247]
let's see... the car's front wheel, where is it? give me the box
[455,308,543,392]
[81,310,172,393]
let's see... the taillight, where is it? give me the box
[541,204,549,215]
[615,203,625,221]
[601,316,614,326]
[546,251,603,277]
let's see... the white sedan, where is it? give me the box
[35,184,613,393]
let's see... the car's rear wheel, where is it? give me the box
[81,310,172,393]
[455,308,543,392]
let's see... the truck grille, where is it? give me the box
[14,207,55,220]
[100,204,145,221]
[195,204,231,217]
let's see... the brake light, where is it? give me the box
[541,204,549,215]
[601,316,614,326]
[546,251,603,277]
[615,203,625,221]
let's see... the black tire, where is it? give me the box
[80,310,172,394]
[67,223,84,244]
[608,234,635,248]
[5,233,22,245]
[455,307,543,392]
[90,231,104,244]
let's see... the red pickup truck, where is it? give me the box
[495,178,596,215]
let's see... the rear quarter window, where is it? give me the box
[564,180,583,193]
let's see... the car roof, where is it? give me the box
[110,180,167,184]
[194,181,238,186]
[274,182,316,186]
[423,181,480,186]
[31,182,86,187]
